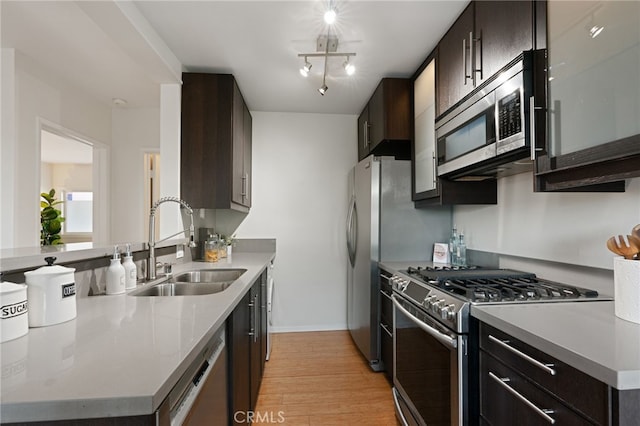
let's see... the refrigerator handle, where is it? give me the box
[346,197,357,267]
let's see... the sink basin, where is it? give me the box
[131,282,233,297]
[173,269,246,283]
[130,269,246,297]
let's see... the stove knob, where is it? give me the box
[423,295,436,308]
[445,304,457,321]
[432,299,445,314]
[440,305,450,320]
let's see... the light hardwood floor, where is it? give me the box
[254,331,399,426]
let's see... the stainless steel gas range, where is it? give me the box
[387,265,610,426]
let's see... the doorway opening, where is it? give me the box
[39,125,106,244]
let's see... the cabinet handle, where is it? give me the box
[488,334,556,376]
[253,293,259,343]
[241,174,248,197]
[463,36,470,85]
[363,121,371,148]
[380,322,393,337]
[529,96,544,161]
[489,372,556,424]
[432,151,437,187]
[472,31,482,82]
[248,297,256,337]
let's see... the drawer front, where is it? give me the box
[481,352,594,425]
[380,322,393,383]
[480,323,609,424]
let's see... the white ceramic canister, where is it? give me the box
[0,282,29,342]
[24,257,77,327]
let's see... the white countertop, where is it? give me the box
[472,301,640,391]
[0,252,274,423]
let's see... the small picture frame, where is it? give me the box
[433,243,449,264]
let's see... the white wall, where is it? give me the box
[235,111,357,332]
[455,172,640,275]
[111,107,160,244]
[6,53,112,248]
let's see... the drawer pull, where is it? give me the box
[489,334,556,376]
[489,372,556,424]
[380,322,393,337]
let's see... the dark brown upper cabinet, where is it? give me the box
[181,73,252,211]
[357,78,412,161]
[437,1,534,117]
[534,0,640,191]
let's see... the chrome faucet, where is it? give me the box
[147,197,196,281]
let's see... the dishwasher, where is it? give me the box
[160,324,228,426]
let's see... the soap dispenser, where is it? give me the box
[122,244,137,290]
[106,245,126,295]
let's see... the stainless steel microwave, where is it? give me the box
[436,50,544,179]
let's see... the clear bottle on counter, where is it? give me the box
[457,231,467,267]
[204,235,220,263]
[449,225,458,265]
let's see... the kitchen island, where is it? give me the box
[0,251,274,423]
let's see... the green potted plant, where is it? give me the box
[40,189,65,245]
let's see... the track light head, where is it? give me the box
[324,9,337,25]
[318,84,328,96]
[343,59,356,76]
[300,59,312,77]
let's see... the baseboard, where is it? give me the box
[270,324,347,333]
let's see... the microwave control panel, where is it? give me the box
[497,89,522,140]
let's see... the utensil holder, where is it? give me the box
[614,257,640,324]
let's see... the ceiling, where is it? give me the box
[2,0,468,114]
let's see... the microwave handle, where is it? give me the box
[530,96,544,160]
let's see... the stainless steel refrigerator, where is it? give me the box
[346,156,451,371]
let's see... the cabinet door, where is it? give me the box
[242,104,252,208]
[249,280,262,410]
[437,3,474,116]
[413,58,437,196]
[229,291,252,424]
[535,0,640,191]
[232,82,245,206]
[181,73,234,208]
[357,105,370,161]
[367,80,385,151]
[369,79,411,151]
[475,1,533,86]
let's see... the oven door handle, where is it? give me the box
[392,295,457,349]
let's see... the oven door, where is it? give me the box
[392,294,467,426]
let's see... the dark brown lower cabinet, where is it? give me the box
[228,271,267,425]
[379,275,394,384]
[479,322,640,426]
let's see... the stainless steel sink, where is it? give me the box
[173,269,246,283]
[130,268,246,297]
[131,282,233,296]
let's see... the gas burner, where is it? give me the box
[440,276,601,304]
[405,265,479,276]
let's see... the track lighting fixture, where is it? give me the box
[297,3,357,96]
[300,58,312,77]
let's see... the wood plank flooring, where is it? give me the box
[254,331,399,426]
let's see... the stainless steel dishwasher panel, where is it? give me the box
[168,325,228,426]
